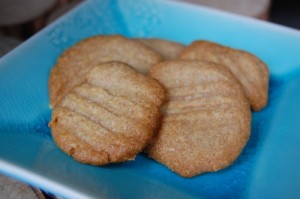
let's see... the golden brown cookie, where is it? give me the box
[179,40,269,111]
[49,35,163,107]
[148,60,251,177]
[135,38,185,60]
[49,62,166,165]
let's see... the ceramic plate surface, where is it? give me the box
[0,0,300,198]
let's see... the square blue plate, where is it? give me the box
[1,0,300,198]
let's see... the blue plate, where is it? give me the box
[1,0,300,198]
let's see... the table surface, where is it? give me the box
[0,0,299,198]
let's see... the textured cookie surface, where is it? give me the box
[136,38,185,60]
[180,40,269,111]
[148,61,251,177]
[49,35,163,107]
[49,62,166,165]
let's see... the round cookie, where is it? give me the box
[49,62,166,165]
[180,40,269,111]
[135,38,185,60]
[148,60,251,177]
[49,35,163,107]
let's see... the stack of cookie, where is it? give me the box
[49,35,269,177]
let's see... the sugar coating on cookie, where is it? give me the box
[136,38,185,60]
[148,60,251,177]
[49,35,163,107]
[180,40,269,111]
[49,62,166,165]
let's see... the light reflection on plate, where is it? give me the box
[0,0,300,198]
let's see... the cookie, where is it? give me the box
[148,60,251,177]
[180,40,269,111]
[136,38,185,60]
[49,62,166,165]
[49,35,163,107]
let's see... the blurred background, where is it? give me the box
[0,0,299,198]
[0,0,300,59]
